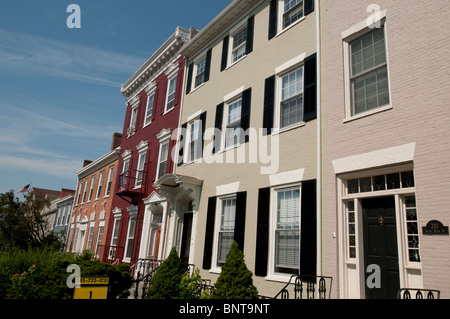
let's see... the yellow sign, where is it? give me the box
[73,276,109,299]
[76,276,109,285]
[73,286,108,299]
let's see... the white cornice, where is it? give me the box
[76,147,120,178]
[121,27,196,98]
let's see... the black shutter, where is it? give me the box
[186,63,193,94]
[255,187,270,277]
[300,179,317,279]
[221,36,229,71]
[305,0,314,16]
[203,196,217,270]
[240,88,252,144]
[263,75,275,135]
[197,111,207,158]
[268,0,278,40]
[234,191,247,252]
[177,122,187,167]
[204,49,212,83]
[245,15,255,55]
[213,102,224,154]
[303,53,317,122]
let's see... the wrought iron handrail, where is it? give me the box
[397,288,440,299]
[273,275,333,299]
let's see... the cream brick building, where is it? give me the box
[156,0,321,298]
[320,0,450,298]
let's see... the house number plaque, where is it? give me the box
[422,220,449,235]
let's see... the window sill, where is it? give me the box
[224,54,247,71]
[162,107,174,116]
[272,121,305,135]
[189,82,205,95]
[209,267,222,275]
[265,274,294,284]
[275,16,306,39]
[217,142,241,154]
[142,121,151,129]
[343,104,393,123]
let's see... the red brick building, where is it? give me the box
[103,27,197,266]
[66,133,121,262]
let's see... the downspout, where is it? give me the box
[315,0,322,279]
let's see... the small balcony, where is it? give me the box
[116,169,146,205]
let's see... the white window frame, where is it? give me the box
[342,11,392,122]
[135,141,149,188]
[109,208,122,259]
[273,53,307,134]
[165,66,178,114]
[266,182,302,282]
[95,171,104,200]
[76,181,83,205]
[128,98,139,137]
[82,178,89,204]
[144,83,156,127]
[104,166,114,197]
[210,193,237,273]
[156,129,172,180]
[94,221,104,258]
[186,117,202,163]
[280,0,305,31]
[229,23,247,66]
[218,87,245,152]
[123,206,138,262]
[88,175,95,202]
[194,56,207,89]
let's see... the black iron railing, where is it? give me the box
[273,275,333,299]
[397,288,440,299]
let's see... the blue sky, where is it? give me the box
[0,0,232,195]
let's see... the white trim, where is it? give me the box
[187,109,203,123]
[224,86,245,103]
[275,52,306,75]
[269,168,305,186]
[332,143,416,175]
[341,9,387,40]
[216,181,240,196]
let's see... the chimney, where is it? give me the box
[83,160,93,167]
[111,132,122,150]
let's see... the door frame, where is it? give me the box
[336,166,423,299]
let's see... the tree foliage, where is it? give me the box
[210,241,259,299]
[0,191,61,249]
[147,247,184,299]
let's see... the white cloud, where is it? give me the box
[0,29,144,86]
[0,155,81,179]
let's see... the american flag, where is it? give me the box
[18,184,31,193]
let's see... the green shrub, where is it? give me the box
[210,241,258,299]
[147,247,183,299]
[0,247,133,299]
[179,268,211,299]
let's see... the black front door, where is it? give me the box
[362,196,400,299]
[180,212,193,266]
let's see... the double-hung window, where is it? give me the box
[105,166,114,196]
[165,76,177,112]
[280,67,303,128]
[217,197,236,266]
[144,93,155,126]
[129,106,138,135]
[195,58,207,88]
[283,0,304,29]
[349,26,389,115]
[225,98,242,148]
[88,175,95,202]
[135,152,146,187]
[231,26,247,64]
[125,214,137,260]
[95,171,104,200]
[82,179,89,203]
[275,187,301,274]
[189,119,201,162]
[157,142,169,180]
[77,182,83,205]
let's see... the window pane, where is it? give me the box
[281,96,303,128]
[283,0,304,29]
[351,27,386,76]
[282,68,303,101]
[217,232,234,264]
[352,66,390,114]
[275,229,300,273]
[232,27,247,63]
